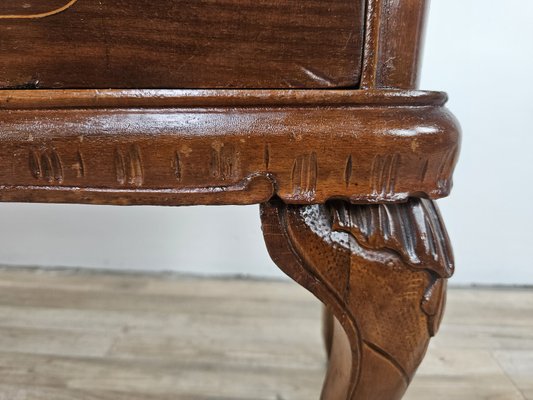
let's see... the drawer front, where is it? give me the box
[0,0,365,89]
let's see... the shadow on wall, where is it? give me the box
[0,203,279,278]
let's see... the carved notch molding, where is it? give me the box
[0,89,460,206]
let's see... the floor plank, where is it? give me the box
[493,351,533,400]
[0,268,531,400]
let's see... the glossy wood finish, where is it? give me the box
[0,0,460,398]
[361,0,429,89]
[262,197,453,400]
[256,1,458,398]
[0,0,365,89]
[0,89,459,206]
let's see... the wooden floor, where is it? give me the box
[0,268,531,400]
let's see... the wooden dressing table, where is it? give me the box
[0,1,460,399]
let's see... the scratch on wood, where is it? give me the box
[299,66,336,87]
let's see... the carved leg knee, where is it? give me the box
[261,198,453,400]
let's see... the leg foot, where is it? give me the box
[261,198,454,400]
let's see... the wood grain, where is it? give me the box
[0,0,365,89]
[0,89,460,206]
[0,269,530,400]
[361,0,429,89]
[0,1,464,399]
[261,197,454,400]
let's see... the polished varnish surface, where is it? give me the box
[0,0,365,89]
[0,1,461,399]
[0,89,459,206]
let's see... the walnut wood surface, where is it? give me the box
[0,0,365,89]
[361,0,429,89]
[0,1,460,398]
[261,197,453,400]
[0,89,459,206]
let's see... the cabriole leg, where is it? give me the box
[261,198,454,400]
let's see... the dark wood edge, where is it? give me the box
[0,174,276,206]
[361,0,429,89]
[0,89,447,109]
[0,93,460,206]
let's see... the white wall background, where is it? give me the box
[0,0,532,285]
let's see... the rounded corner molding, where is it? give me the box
[0,89,460,206]
[0,0,79,19]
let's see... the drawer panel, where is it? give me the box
[0,0,365,89]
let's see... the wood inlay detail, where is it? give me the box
[0,1,365,89]
[0,0,79,19]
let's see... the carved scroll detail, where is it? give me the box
[261,197,454,400]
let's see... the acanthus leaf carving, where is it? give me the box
[261,197,454,400]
